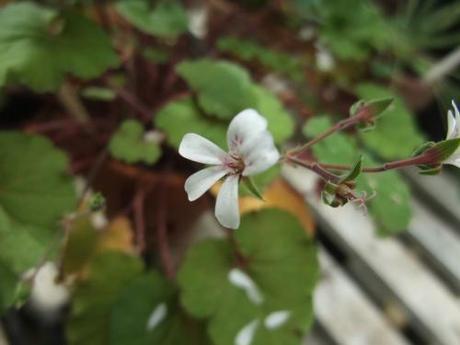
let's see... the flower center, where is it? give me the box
[225,155,245,174]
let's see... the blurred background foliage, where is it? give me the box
[0,0,459,344]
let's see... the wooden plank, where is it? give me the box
[314,249,409,345]
[283,166,460,345]
[405,168,460,227]
[407,199,460,292]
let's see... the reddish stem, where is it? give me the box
[155,181,175,279]
[133,188,146,253]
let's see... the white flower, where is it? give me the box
[179,109,280,229]
[444,100,460,167]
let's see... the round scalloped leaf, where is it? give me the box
[116,0,188,38]
[109,120,162,165]
[176,59,258,120]
[0,2,119,91]
[177,209,318,345]
[110,272,211,345]
[355,83,424,159]
[67,251,144,345]
[0,131,76,228]
[154,97,227,149]
[0,263,17,313]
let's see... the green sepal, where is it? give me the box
[412,141,435,157]
[428,138,460,162]
[418,165,442,175]
[242,177,264,201]
[340,156,363,183]
[350,97,393,119]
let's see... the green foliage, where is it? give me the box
[303,116,412,235]
[176,59,258,120]
[303,116,359,164]
[155,97,228,149]
[159,60,294,150]
[110,272,211,345]
[357,159,412,235]
[0,131,75,311]
[392,0,460,53]
[0,132,76,228]
[307,0,393,61]
[109,120,162,165]
[217,36,304,80]
[355,83,424,160]
[67,251,144,345]
[178,209,318,345]
[0,2,119,91]
[0,263,17,313]
[116,0,188,39]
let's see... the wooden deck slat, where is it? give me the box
[405,169,460,227]
[283,166,460,345]
[313,249,410,345]
[407,199,460,292]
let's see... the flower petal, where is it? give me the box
[184,166,228,201]
[242,131,280,176]
[227,109,267,154]
[447,101,460,139]
[215,174,240,229]
[179,133,227,165]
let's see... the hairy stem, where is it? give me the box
[288,108,372,156]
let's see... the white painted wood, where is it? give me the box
[283,166,460,345]
[405,169,460,225]
[314,249,409,345]
[408,199,460,291]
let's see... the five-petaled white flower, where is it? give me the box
[444,100,460,167]
[179,109,280,229]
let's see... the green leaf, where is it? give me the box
[110,272,211,345]
[0,131,76,228]
[176,59,258,119]
[0,2,119,91]
[356,156,412,236]
[303,115,360,164]
[301,119,411,235]
[116,0,188,39]
[109,120,162,165]
[178,209,319,345]
[155,97,227,149]
[67,251,144,345]
[0,131,76,312]
[355,83,424,159]
[0,262,17,313]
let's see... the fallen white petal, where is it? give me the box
[179,133,227,165]
[227,109,267,154]
[30,262,70,314]
[264,310,291,330]
[146,303,168,332]
[235,319,260,345]
[215,174,240,229]
[228,268,263,305]
[185,166,228,201]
